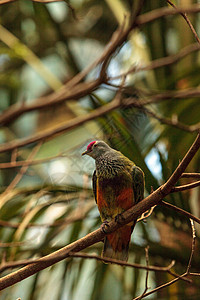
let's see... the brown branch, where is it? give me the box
[133,218,197,299]
[0,22,132,127]
[136,247,150,300]
[161,201,200,226]
[133,273,187,300]
[121,98,200,132]
[1,94,200,154]
[0,201,94,229]
[181,173,200,179]
[0,0,16,4]
[0,252,175,275]
[137,4,200,25]
[0,133,199,290]
[0,142,42,210]
[187,219,196,274]
[0,98,121,154]
[171,180,200,192]
[67,252,175,272]
[1,5,200,128]
[0,0,68,4]
[109,42,200,80]
[167,0,200,45]
[0,152,66,169]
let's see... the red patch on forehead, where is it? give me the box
[87,141,96,151]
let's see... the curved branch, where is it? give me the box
[0,96,200,154]
[161,201,200,225]
[171,180,200,192]
[137,4,200,25]
[0,133,199,291]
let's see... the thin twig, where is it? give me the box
[161,201,200,226]
[137,4,200,25]
[137,205,156,222]
[171,180,200,192]
[186,219,196,274]
[167,0,200,45]
[109,42,200,80]
[133,273,187,300]
[135,246,150,300]
[0,252,175,275]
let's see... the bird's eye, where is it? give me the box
[93,144,97,148]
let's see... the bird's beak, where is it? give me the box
[82,150,90,156]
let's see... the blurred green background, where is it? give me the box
[0,0,200,299]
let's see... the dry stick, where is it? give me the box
[0,24,129,127]
[0,133,199,291]
[0,252,175,275]
[167,0,200,45]
[136,247,150,300]
[133,216,197,299]
[171,180,200,192]
[0,142,42,209]
[0,152,66,169]
[187,219,196,274]
[1,94,200,155]
[0,201,94,229]
[137,104,200,133]
[3,142,42,194]
[161,201,200,226]
[1,4,200,128]
[0,0,16,4]
[181,173,200,179]
[0,0,66,4]
[137,4,200,25]
[110,42,200,80]
[133,273,187,300]
[0,98,121,154]
[122,98,200,132]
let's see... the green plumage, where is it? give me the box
[82,141,145,261]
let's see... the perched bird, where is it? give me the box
[82,140,145,262]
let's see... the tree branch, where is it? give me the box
[167,0,200,45]
[161,201,200,226]
[0,133,199,291]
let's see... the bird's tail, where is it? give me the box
[102,223,135,262]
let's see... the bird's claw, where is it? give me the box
[101,220,110,234]
[115,213,125,224]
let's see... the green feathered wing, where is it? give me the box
[92,165,144,261]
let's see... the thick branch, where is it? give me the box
[0,133,199,291]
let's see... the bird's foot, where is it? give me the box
[101,220,110,234]
[115,213,125,225]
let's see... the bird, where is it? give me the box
[82,140,145,262]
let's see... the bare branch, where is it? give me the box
[0,252,175,275]
[171,180,200,192]
[167,0,200,45]
[133,273,187,300]
[109,42,200,80]
[186,219,196,274]
[0,133,199,290]
[135,246,150,300]
[137,4,200,25]
[161,201,200,226]
[181,173,200,179]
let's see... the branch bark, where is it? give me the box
[0,132,199,291]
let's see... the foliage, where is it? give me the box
[0,0,200,299]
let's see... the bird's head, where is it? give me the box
[82,141,111,159]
